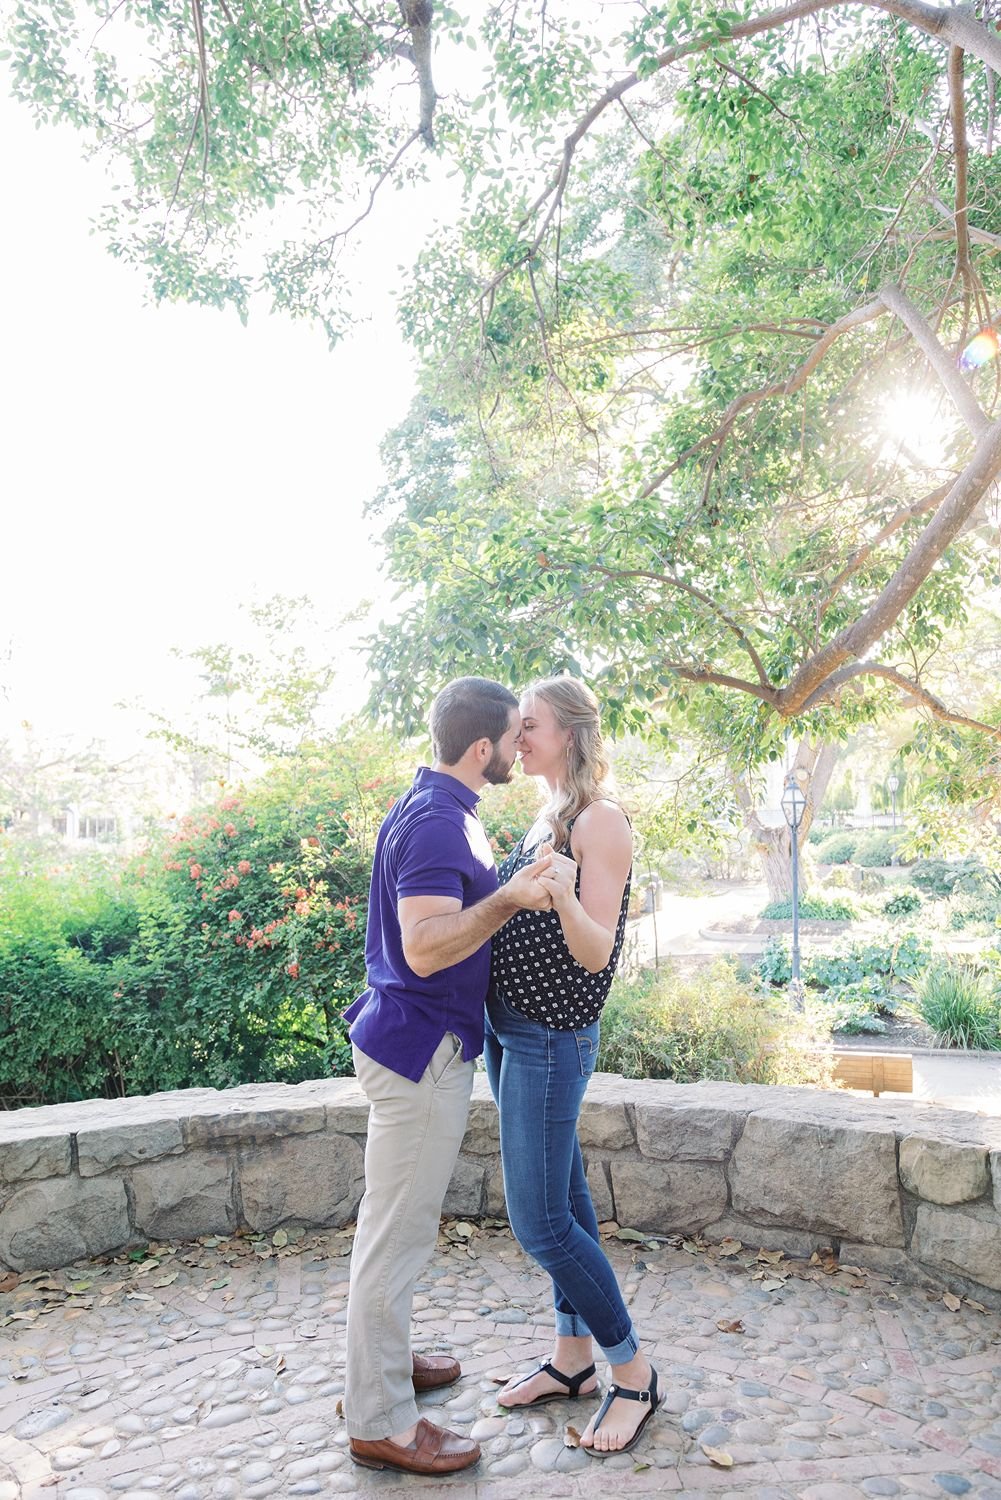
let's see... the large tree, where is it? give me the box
[8,0,1001,891]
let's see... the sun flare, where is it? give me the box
[880,389,953,469]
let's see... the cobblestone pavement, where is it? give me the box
[3,1221,1001,1500]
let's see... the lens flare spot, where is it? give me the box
[959,328,1000,372]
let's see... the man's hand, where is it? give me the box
[505,851,555,910]
[534,842,578,912]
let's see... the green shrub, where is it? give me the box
[853,831,906,868]
[758,936,792,987]
[806,948,865,989]
[944,890,1001,931]
[913,964,1001,1049]
[821,976,890,1035]
[0,734,411,1106]
[760,895,857,921]
[599,960,833,1088]
[883,888,923,919]
[910,857,995,898]
[816,832,858,865]
[797,932,931,992]
[807,827,830,846]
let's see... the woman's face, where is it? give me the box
[517,693,570,780]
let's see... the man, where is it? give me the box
[343,676,552,1476]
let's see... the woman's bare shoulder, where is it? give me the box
[572,799,631,851]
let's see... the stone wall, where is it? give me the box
[2,1075,1000,1304]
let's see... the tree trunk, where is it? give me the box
[737,740,839,902]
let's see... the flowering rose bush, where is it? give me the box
[0,730,411,1105]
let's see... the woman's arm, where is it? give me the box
[537,801,632,973]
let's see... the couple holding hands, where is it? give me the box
[342,675,658,1476]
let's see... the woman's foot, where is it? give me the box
[580,1356,657,1453]
[497,1359,598,1408]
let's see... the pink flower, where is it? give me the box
[228,910,242,923]
[238,859,251,875]
[189,864,202,879]
[224,822,237,837]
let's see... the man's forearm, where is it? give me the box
[405,887,524,977]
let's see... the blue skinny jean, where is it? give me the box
[483,986,638,1364]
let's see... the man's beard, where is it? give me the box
[483,744,515,786]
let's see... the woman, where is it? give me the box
[484,676,659,1457]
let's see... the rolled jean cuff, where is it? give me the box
[555,1309,592,1339]
[598,1328,639,1365]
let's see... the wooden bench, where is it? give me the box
[832,1050,913,1097]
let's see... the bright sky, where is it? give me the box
[0,85,448,756]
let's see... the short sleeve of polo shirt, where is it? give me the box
[394,814,472,902]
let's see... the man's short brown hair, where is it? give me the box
[429,677,519,765]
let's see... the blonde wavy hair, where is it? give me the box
[522,676,621,852]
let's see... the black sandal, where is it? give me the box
[499,1360,598,1408]
[585,1366,659,1456]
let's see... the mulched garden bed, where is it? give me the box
[832,1015,938,1051]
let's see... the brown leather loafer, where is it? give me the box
[349,1417,481,1475]
[412,1351,461,1392]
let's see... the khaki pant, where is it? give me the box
[345,1032,475,1439]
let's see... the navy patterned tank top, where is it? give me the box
[491,815,631,1029]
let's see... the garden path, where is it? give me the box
[2,1222,1000,1499]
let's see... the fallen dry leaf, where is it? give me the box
[756,1248,784,1264]
[272,1229,289,1249]
[335,1398,344,1418]
[0,1273,20,1294]
[759,1279,786,1293]
[152,1272,179,1288]
[717,1238,743,1257]
[701,1444,734,1468]
[613,1227,650,1243]
[716,1318,745,1334]
[964,1298,987,1313]
[275,1355,287,1374]
[564,1425,581,1449]
[943,1292,962,1312]
[598,1220,619,1235]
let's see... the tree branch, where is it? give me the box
[399,0,437,146]
[797,660,1001,739]
[477,0,1001,308]
[948,46,973,292]
[555,561,772,686]
[819,479,953,613]
[640,299,888,498]
[775,415,1001,712]
[878,282,989,436]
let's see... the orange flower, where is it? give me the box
[286,961,300,978]
[238,859,252,875]
[189,864,202,879]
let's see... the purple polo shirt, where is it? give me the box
[343,766,499,1083]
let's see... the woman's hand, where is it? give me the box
[535,843,578,911]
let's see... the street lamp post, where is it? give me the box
[887,774,900,830]
[781,773,808,1011]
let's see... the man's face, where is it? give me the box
[482,706,521,786]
